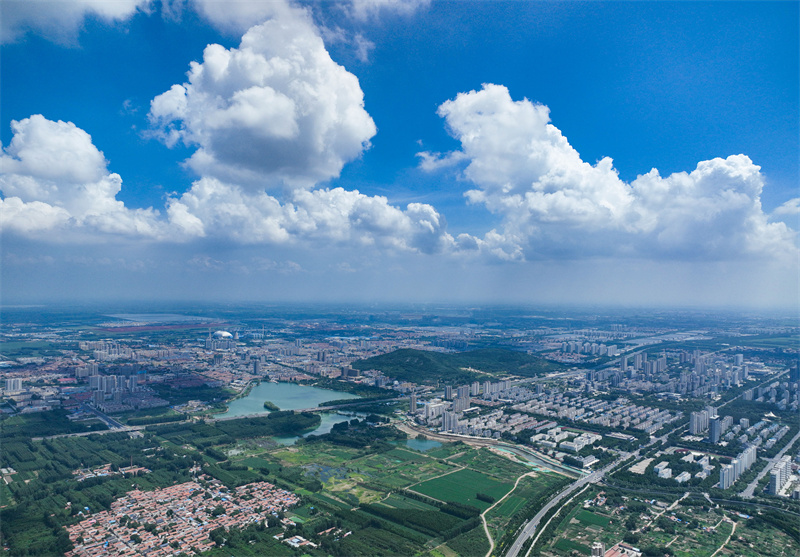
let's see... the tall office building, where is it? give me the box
[709,417,722,444]
[444,385,454,400]
[457,385,470,399]
[409,393,417,413]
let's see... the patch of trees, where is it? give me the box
[476,493,496,504]
[126,413,186,426]
[360,504,463,537]
[319,396,393,407]
[303,419,406,451]
[351,348,562,386]
[0,410,108,443]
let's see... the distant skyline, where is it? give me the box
[1,1,798,307]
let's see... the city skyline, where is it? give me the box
[1,1,798,307]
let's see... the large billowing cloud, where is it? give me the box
[148,3,377,189]
[0,115,452,254]
[420,84,797,261]
[0,115,164,238]
[1,0,150,44]
[166,179,453,253]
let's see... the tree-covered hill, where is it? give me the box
[352,348,564,386]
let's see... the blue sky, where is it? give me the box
[1,1,798,307]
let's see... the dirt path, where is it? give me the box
[480,471,539,557]
[709,519,736,557]
[406,465,464,490]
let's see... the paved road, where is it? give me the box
[739,428,800,498]
[505,430,670,557]
[504,459,619,557]
[82,404,127,429]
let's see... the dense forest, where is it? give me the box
[352,347,563,385]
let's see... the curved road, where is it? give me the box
[504,458,621,557]
[505,430,669,557]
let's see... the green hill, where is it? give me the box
[352,348,563,386]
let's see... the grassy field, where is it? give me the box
[449,447,531,478]
[576,509,611,527]
[413,468,513,510]
[554,538,592,554]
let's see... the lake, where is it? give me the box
[219,381,359,417]
[273,412,366,445]
[403,438,442,452]
[218,381,361,444]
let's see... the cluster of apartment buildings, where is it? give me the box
[530,426,602,454]
[719,446,757,489]
[509,389,681,434]
[768,455,795,496]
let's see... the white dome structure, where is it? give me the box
[212,331,233,339]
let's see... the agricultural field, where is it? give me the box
[413,468,514,510]
[539,488,800,557]
[483,473,569,543]
[232,439,575,556]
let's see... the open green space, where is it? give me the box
[414,468,513,510]
[576,509,611,527]
[554,538,591,554]
[449,447,531,478]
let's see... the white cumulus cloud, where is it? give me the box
[0,115,164,239]
[166,178,454,253]
[0,115,454,255]
[773,198,800,217]
[422,84,797,261]
[148,4,377,189]
[1,0,150,44]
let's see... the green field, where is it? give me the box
[576,509,611,527]
[384,447,429,462]
[554,538,591,554]
[449,448,530,478]
[413,468,513,510]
